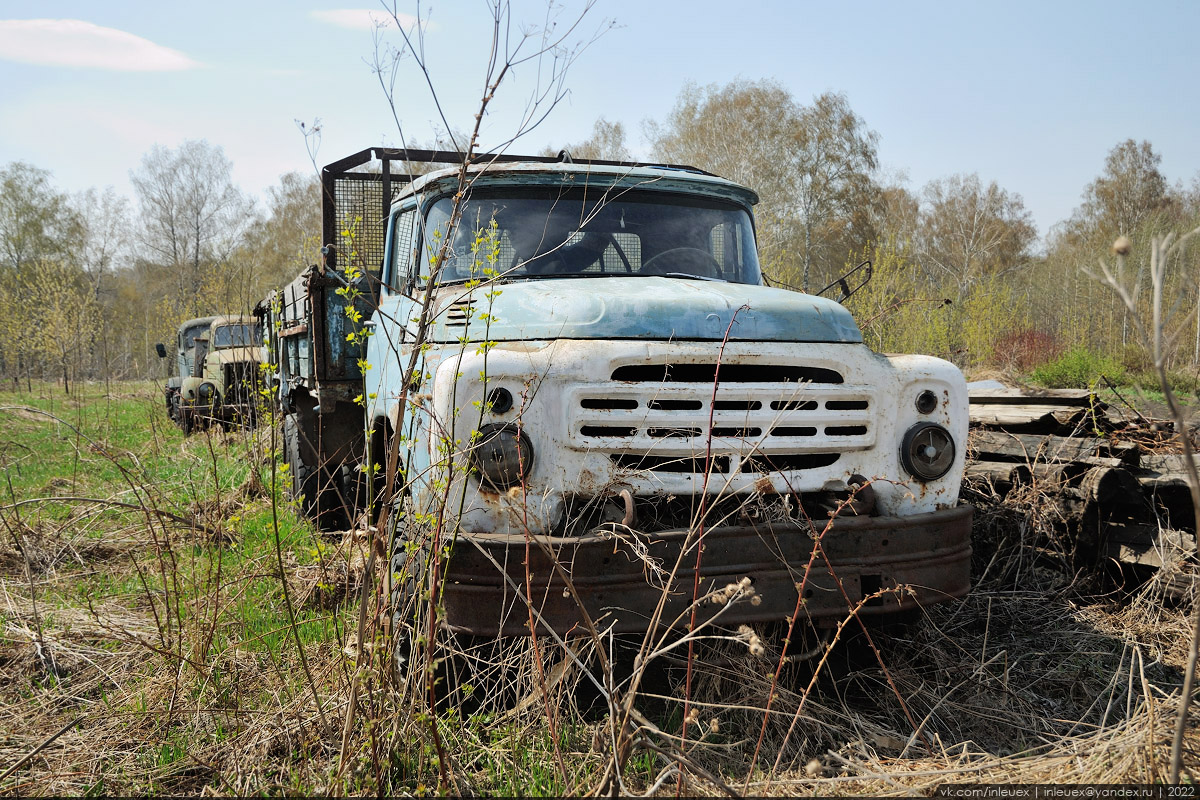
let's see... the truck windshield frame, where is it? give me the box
[213,324,262,349]
[414,186,762,287]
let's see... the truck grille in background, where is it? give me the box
[224,363,259,407]
[572,362,875,475]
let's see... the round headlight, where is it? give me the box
[901,422,955,481]
[198,381,218,403]
[471,423,533,489]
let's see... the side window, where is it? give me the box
[388,208,418,293]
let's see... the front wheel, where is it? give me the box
[388,498,425,670]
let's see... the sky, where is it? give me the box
[1,0,1198,240]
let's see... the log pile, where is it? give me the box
[966,385,1197,573]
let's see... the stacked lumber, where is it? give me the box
[967,387,1111,434]
[966,385,1197,572]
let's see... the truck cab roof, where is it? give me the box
[396,161,760,210]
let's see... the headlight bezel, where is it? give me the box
[900,421,956,482]
[197,381,218,405]
[915,389,938,415]
[470,422,534,489]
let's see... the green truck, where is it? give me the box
[157,315,262,433]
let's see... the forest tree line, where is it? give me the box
[2,78,1199,391]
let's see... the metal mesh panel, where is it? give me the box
[389,209,416,290]
[333,174,392,278]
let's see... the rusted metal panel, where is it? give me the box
[425,505,973,637]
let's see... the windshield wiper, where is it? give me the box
[653,272,726,283]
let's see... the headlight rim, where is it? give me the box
[900,421,955,482]
[915,389,938,415]
[197,381,218,404]
[470,422,534,489]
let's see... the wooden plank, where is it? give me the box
[964,461,1032,486]
[1101,524,1195,568]
[1136,470,1192,491]
[967,388,1102,407]
[1139,453,1198,474]
[970,430,1139,466]
[971,430,1097,462]
[968,404,1089,431]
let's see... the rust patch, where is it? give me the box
[437,505,974,637]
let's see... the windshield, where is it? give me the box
[419,187,761,285]
[213,324,261,349]
[182,324,209,351]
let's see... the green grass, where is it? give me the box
[1,379,1188,795]
[1026,346,1200,410]
[1028,346,1126,389]
[0,381,361,793]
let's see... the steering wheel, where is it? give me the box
[605,232,634,273]
[640,247,722,278]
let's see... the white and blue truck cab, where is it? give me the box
[260,148,972,639]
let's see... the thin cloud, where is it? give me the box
[311,9,428,31]
[0,19,198,71]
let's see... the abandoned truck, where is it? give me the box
[158,315,217,430]
[157,315,262,434]
[259,147,973,639]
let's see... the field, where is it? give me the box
[0,380,1196,795]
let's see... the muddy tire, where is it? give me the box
[388,509,420,672]
[387,511,487,708]
[283,413,315,510]
[283,413,349,529]
[166,389,181,426]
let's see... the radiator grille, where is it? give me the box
[570,361,874,476]
[224,362,260,407]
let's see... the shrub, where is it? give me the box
[1120,343,1153,375]
[1126,368,1200,398]
[1029,347,1125,388]
[992,328,1061,373]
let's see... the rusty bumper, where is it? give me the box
[437,504,973,637]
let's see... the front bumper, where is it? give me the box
[182,401,256,423]
[435,504,973,637]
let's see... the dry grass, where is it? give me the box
[0,383,1197,795]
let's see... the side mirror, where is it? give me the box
[155,343,167,358]
[817,260,873,304]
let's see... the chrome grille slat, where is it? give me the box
[566,374,877,464]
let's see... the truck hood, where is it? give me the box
[207,346,261,366]
[429,277,863,343]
